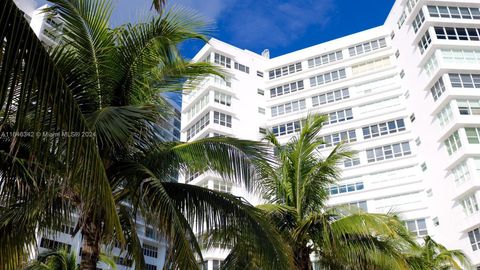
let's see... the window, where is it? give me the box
[269,62,302,80]
[142,243,158,258]
[258,107,265,114]
[444,131,462,155]
[349,201,368,211]
[405,219,428,237]
[415,137,421,146]
[362,119,406,139]
[212,260,223,270]
[40,238,71,252]
[319,130,357,149]
[344,158,360,168]
[312,88,350,106]
[466,128,480,144]
[430,78,446,101]
[348,38,387,57]
[234,62,249,73]
[259,127,267,134]
[115,256,133,267]
[433,217,439,226]
[412,9,425,33]
[271,99,306,117]
[213,75,231,88]
[366,141,412,163]
[198,261,208,270]
[397,11,406,29]
[423,54,438,76]
[257,88,265,95]
[212,180,232,193]
[449,73,480,88]
[308,51,343,68]
[145,227,157,240]
[395,50,400,58]
[418,31,431,54]
[468,227,480,251]
[330,182,364,195]
[270,80,305,98]
[272,121,302,137]
[435,27,480,41]
[421,162,427,171]
[440,49,480,64]
[352,57,391,75]
[186,94,209,121]
[400,70,405,78]
[257,71,264,77]
[309,69,346,87]
[145,264,157,270]
[214,91,231,106]
[186,113,210,140]
[213,111,232,127]
[324,108,353,125]
[214,53,231,68]
[437,103,453,128]
[460,193,480,216]
[452,161,471,185]
[458,100,480,115]
[428,6,480,20]
[406,0,419,12]
[390,30,395,40]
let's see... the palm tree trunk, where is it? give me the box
[295,247,313,270]
[79,212,102,270]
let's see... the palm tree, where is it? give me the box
[24,249,79,270]
[219,114,419,270]
[406,236,471,270]
[0,1,292,269]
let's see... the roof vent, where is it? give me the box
[262,49,270,59]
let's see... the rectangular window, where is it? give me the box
[465,128,480,144]
[213,111,232,127]
[257,88,265,95]
[397,11,406,29]
[212,260,223,270]
[214,91,232,106]
[444,131,462,155]
[362,119,406,139]
[212,180,232,193]
[270,99,306,117]
[330,182,364,196]
[366,141,411,163]
[258,107,265,114]
[449,73,480,88]
[458,99,480,115]
[256,71,264,77]
[407,0,419,12]
[431,78,446,101]
[412,9,425,33]
[234,62,250,73]
[40,238,71,252]
[309,69,346,87]
[214,53,231,68]
[307,51,343,68]
[440,49,480,64]
[344,157,360,168]
[451,160,471,185]
[436,103,453,128]
[435,27,480,41]
[423,54,438,76]
[186,113,210,140]
[270,80,305,98]
[272,121,302,137]
[142,243,158,258]
[460,193,480,216]
[352,57,391,75]
[186,94,209,121]
[145,227,158,240]
[145,264,157,270]
[428,6,480,20]
[418,31,431,54]
[269,62,302,80]
[348,38,387,57]
[405,219,428,237]
[319,130,357,149]
[468,227,480,251]
[312,88,350,106]
[349,201,368,211]
[324,108,353,125]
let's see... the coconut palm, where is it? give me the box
[24,249,79,270]
[406,236,471,270]
[218,114,419,270]
[0,1,292,270]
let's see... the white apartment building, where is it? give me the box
[180,0,480,269]
[12,1,182,269]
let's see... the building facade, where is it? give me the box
[13,1,182,269]
[180,0,480,268]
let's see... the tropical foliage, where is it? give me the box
[0,0,291,269]
[24,250,80,270]
[219,115,423,270]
